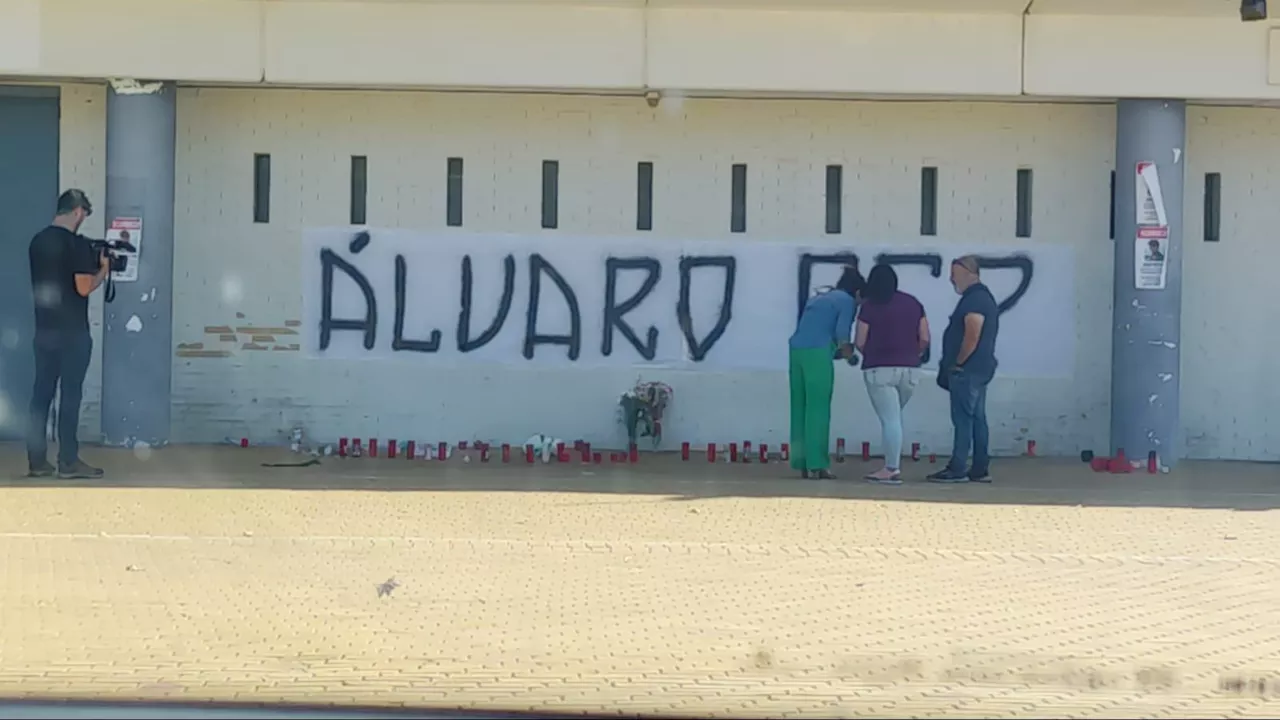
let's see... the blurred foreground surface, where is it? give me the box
[2,446,1279,718]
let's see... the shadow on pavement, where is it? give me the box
[0,699,682,719]
[2,443,1278,511]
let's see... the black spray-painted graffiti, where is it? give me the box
[319,232,1034,361]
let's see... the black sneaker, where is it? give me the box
[927,468,970,484]
[800,470,810,479]
[27,461,55,478]
[57,460,104,480]
[812,469,837,480]
[968,471,992,484]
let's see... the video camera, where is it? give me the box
[87,238,137,274]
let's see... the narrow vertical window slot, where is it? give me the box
[825,165,843,235]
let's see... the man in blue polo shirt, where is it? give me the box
[929,255,999,484]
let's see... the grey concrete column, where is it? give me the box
[1111,99,1186,468]
[101,80,177,447]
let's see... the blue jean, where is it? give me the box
[863,367,920,471]
[946,369,990,476]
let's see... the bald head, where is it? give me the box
[949,255,980,294]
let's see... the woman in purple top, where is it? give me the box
[854,264,930,484]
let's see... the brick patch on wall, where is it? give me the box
[180,319,303,359]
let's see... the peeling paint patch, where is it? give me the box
[1146,340,1177,349]
[1148,394,1159,404]
[235,312,246,319]
[205,325,234,334]
[251,334,276,343]
[241,343,269,351]
[219,334,237,342]
[1158,373,1174,382]
[177,350,232,358]
[285,320,301,327]
[271,345,299,352]
[288,343,300,351]
[125,315,143,333]
[176,343,204,350]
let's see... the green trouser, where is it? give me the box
[789,346,835,471]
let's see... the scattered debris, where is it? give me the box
[125,564,144,572]
[377,577,400,598]
[242,530,254,537]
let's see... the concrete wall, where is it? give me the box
[156,88,1114,454]
[5,1,1280,102]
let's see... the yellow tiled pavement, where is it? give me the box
[2,447,1280,717]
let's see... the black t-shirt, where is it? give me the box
[29,225,98,342]
[941,282,1000,381]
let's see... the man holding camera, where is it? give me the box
[26,189,108,479]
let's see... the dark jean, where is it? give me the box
[946,368,990,476]
[26,333,92,468]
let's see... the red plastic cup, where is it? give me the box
[707,443,716,462]
[729,443,739,463]
[338,438,348,457]
[629,443,639,464]
[436,442,447,461]
[780,443,790,461]
[1027,440,1037,457]
[501,444,511,463]
[861,441,870,462]
[405,440,415,460]
[759,443,768,463]
[240,437,249,448]
[387,440,397,459]
[681,442,690,461]
[369,439,378,458]
[911,442,920,461]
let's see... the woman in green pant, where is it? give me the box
[788,266,863,479]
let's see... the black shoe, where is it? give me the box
[927,468,970,484]
[57,460,104,480]
[812,469,837,480]
[968,471,992,484]
[27,461,55,478]
[800,470,810,479]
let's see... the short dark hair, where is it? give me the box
[834,265,865,297]
[865,264,899,305]
[56,189,92,216]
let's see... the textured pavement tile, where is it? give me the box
[2,447,1280,718]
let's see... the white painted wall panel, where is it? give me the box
[167,89,1115,456]
[1026,14,1280,100]
[33,0,263,82]
[0,0,41,73]
[1181,106,1280,460]
[263,2,645,89]
[647,10,1024,95]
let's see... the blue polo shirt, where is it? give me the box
[789,289,856,350]
[941,283,1000,381]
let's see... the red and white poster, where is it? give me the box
[1134,162,1168,291]
[106,216,142,283]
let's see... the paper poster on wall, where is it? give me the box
[1135,161,1168,227]
[1135,226,1168,290]
[300,228,1079,379]
[106,216,142,283]
[1134,162,1169,290]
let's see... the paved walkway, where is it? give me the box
[2,446,1279,718]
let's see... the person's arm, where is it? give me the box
[834,294,855,359]
[918,315,931,356]
[954,312,984,367]
[73,240,108,297]
[855,319,870,352]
